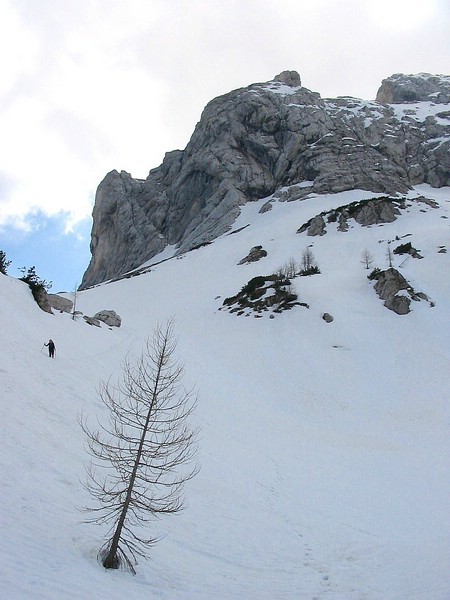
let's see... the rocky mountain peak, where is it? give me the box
[273,70,302,87]
[81,71,450,289]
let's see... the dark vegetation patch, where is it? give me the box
[220,274,308,317]
[299,265,321,276]
[393,241,423,259]
[368,267,382,281]
[19,266,52,303]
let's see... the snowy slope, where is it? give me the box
[1,185,449,599]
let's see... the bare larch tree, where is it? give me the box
[361,249,375,270]
[301,247,315,272]
[80,321,199,574]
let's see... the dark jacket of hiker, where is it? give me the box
[45,339,56,358]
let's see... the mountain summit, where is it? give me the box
[81,71,450,288]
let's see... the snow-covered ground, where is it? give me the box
[1,185,449,599]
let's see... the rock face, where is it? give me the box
[274,70,302,87]
[373,268,412,315]
[238,246,267,265]
[306,215,326,237]
[34,287,53,314]
[83,315,101,327]
[384,294,411,315]
[373,268,410,300]
[371,267,431,315]
[393,241,422,259]
[94,310,122,327]
[297,197,403,235]
[82,309,122,327]
[48,294,73,313]
[81,71,450,288]
[221,274,304,316]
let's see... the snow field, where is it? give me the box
[1,184,449,599]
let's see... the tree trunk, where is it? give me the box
[102,338,167,570]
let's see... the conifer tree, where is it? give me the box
[0,250,11,275]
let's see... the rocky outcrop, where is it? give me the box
[81,72,450,288]
[274,70,302,87]
[370,267,431,315]
[384,294,411,315]
[297,197,406,235]
[393,241,423,259]
[221,274,305,316]
[81,310,122,327]
[33,288,53,315]
[94,309,122,327]
[297,196,439,237]
[238,246,267,265]
[372,268,412,315]
[48,294,73,313]
[33,287,53,314]
[304,215,326,236]
[83,315,101,327]
[376,73,450,104]
[373,267,409,299]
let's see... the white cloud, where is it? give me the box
[367,0,439,31]
[0,1,39,96]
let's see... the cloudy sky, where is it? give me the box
[1,0,449,291]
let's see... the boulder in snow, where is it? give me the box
[48,294,74,313]
[94,309,122,327]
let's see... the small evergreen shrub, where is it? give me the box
[241,276,268,297]
[0,250,12,275]
[368,267,381,280]
[393,242,413,255]
[299,265,321,276]
[222,273,304,316]
[19,266,52,302]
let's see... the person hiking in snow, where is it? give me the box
[44,339,56,358]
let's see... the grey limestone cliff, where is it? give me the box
[81,71,450,288]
